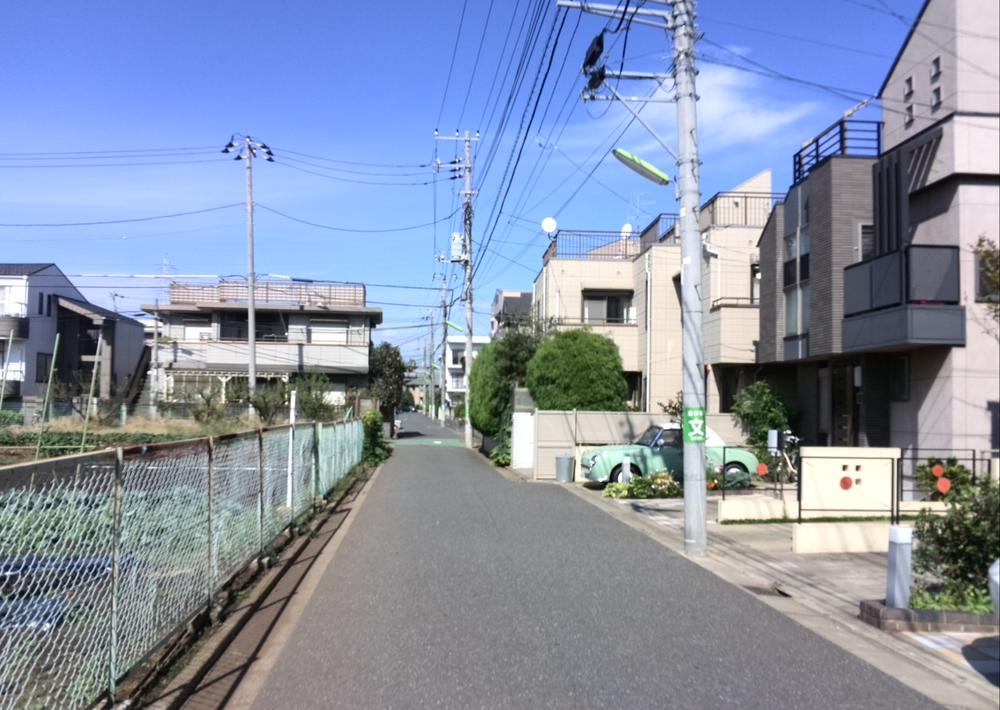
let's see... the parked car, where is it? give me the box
[579,423,757,487]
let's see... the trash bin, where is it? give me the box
[555,455,575,483]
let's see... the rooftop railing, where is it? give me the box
[170,280,366,307]
[793,119,882,183]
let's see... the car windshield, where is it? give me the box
[634,426,661,447]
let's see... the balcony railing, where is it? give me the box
[793,119,882,183]
[843,245,959,317]
[703,192,783,228]
[170,280,366,307]
[543,231,643,263]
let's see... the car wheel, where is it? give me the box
[609,463,641,483]
[724,462,748,475]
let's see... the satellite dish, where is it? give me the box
[541,216,558,235]
[620,223,634,239]
[612,148,670,186]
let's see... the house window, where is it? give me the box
[0,341,6,368]
[800,283,811,333]
[799,229,810,282]
[309,318,348,344]
[38,292,44,315]
[904,104,914,126]
[930,56,941,80]
[903,76,913,98]
[582,290,635,324]
[784,289,798,337]
[890,355,909,401]
[46,294,52,317]
[36,353,52,383]
[184,316,213,341]
[859,224,875,261]
[0,286,10,315]
[931,86,942,111]
[750,263,761,304]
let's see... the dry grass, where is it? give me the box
[6,414,260,438]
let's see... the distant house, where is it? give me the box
[0,263,146,414]
[491,290,532,335]
[143,279,383,405]
[444,334,490,401]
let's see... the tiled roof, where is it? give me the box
[0,263,55,276]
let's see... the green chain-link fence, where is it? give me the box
[0,419,362,709]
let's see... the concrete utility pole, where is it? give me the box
[557,0,707,554]
[440,281,449,425]
[435,130,479,449]
[222,135,274,397]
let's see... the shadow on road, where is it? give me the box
[962,635,1000,687]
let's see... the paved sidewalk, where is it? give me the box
[567,489,1000,706]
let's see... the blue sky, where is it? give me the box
[1,0,923,362]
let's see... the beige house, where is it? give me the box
[531,171,778,417]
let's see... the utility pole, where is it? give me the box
[222,135,274,397]
[439,277,449,425]
[152,298,160,412]
[558,0,707,554]
[435,130,479,449]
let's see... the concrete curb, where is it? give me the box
[860,599,1000,633]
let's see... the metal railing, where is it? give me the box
[702,192,783,228]
[0,419,363,708]
[543,231,643,263]
[169,280,367,308]
[793,119,882,183]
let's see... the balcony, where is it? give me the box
[543,230,642,264]
[163,340,369,374]
[170,280,366,308]
[702,192,783,228]
[0,314,29,339]
[793,119,882,183]
[842,245,965,351]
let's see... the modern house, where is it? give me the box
[530,171,777,424]
[0,263,146,414]
[143,279,383,405]
[756,0,999,453]
[491,289,532,335]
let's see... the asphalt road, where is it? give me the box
[249,413,939,709]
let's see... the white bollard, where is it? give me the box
[621,454,633,485]
[989,559,999,620]
[886,525,913,609]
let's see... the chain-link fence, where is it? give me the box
[0,418,362,709]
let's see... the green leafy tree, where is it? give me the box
[361,409,390,464]
[250,381,290,425]
[525,329,628,411]
[730,380,789,457]
[369,342,411,435]
[973,236,999,340]
[468,322,545,437]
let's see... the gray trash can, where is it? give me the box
[555,455,575,483]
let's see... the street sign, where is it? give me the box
[683,407,706,443]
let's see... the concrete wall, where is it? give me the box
[757,206,785,363]
[882,0,999,152]
[111,318,147,392]
[162,340,369,373]
[531,410,743,480]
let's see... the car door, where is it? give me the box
[653,428,683,477]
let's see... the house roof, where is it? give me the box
[141,302,384,324]
[877,0,932,98]
[56,296,143,326]
[0,263,55,276]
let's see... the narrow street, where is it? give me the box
[241,413,938,709]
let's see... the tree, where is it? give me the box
[973,236,999,340]
[294,373,337,422]
[730,380,789,456]
[468,322,545,437]
[525,329,628,411]
[369,342,411,435]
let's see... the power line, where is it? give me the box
[255,203,461,233]
[273,159,434,186]
[0,203,243,228]
[436,0,470,129]
[267,146,430,169]
[0,158,227,169]
[699,14,893,59]
[0,145,218,157]
[457,0,498,128]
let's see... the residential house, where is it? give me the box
[144,279,383,405]
[444,334,490,406]
[756,0,999,453]
[491,289,532,335]
[0,263,146,414]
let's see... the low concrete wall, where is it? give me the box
[715,495,949,523]
[792,522,890,554]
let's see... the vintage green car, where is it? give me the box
[579,423,758,487]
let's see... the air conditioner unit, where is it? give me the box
[199,332,212,341]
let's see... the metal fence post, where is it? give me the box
[796,452,803,525]
[313,421,322,503]
[109,447,124,702]
[206,436,215,602]
[286,423,295,524]
[257,429,265,559]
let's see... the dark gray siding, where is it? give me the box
[757,205,785,363]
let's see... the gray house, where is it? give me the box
[757,0,999,453]
[144,279,383,405]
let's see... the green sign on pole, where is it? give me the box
[683,407,706,443]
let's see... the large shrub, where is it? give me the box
[730,380,789,456]
[525,330,628,411]
[295,373,338,422]
[361,409,390,465]
[914,457,974,500]
[914,478,999,595]
[468,342,505,436]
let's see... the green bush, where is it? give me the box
[915,457,974,499]
[249,381,290,425]
[0,411,23,426]
[489,438,511,467]
[468,342,505,436]
[730,381,789,459]
[295,373,337,422]
[361,409,390,465]
[602,472,681,499]
[910,585,994,614]
[913,478,999,596]
[526,330,628,411]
